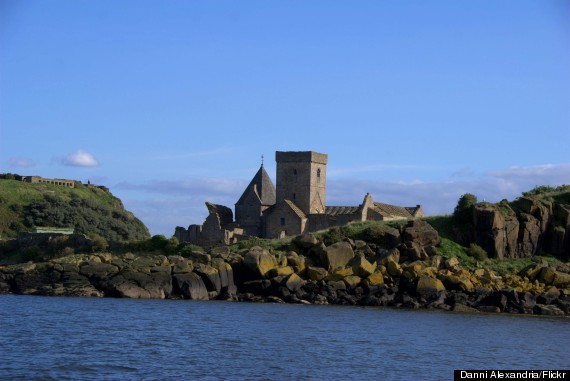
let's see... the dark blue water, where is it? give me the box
[0,295,568,381]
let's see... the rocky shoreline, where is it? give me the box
[1,220,569,317]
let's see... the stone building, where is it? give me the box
[175,151,424,247]
[21,176,75,188]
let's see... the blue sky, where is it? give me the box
[1,0,569,236]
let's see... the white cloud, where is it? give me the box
[8,157,35,168]
[62,149,99,167]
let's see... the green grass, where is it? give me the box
[0,179,149,241]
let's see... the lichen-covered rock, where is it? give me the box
[293,233,319,249]
[320,241,355,271]
[364,272,384,286]
[352,256,376,278]
[268,266,295,277]
[386,260,401,277]
[79,262,119,279]
[173,272,209,300]
[283,273,305,292]
[343,275,362,288]
[243,246,277,279]
[306,266,328,281]
[402,220,440,247]
[416,276,445,298]
[194,264,221,292]
[286,252,306,274]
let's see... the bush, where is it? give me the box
[90,234,109,252]
[179,244,205,257]
[454,193,477,224]
[164,236,179,254]
[149,234,168,250]
[467,243,488,261]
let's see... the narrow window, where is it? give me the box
[293,169,297,175]
[280,217,285,226]
[293,193,296,200]
[317,168,321,177]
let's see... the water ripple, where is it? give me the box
[1,295,568,380]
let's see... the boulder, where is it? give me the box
[286,252,306,274]
[480,292,508,311]
[402,220,441,247]
[534,304,565,316]
[210,246,230,258]
[320,241,355,271]
[352,256,377,278]
[194,264,222,292]
[268,266,295,277]
[377,248,400,266]
[79,262,119,279]
[343,275,362,288]
[445,257,459,269]
[243,246,277,279]
[241,279,273,295]
[452,304,479,313]
[173,272,209,300]
[306,266,328,281]
[537,266,557,285]
[553,271,570,288]
[386,260,401,277]
[416,276,445,298]
[283,273,305,292]
[293,233,319,249]
[364,272,385,286]
[441,274,474,293]
[327,267,354,281]
[187,251,212,264]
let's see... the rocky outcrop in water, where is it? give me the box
[1,220,569,316]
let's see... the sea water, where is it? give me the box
[0,295,568,380]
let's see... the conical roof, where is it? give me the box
[236,165,276,206]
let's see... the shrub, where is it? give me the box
[90,234,109,253]
[454,193,477,224]
[149,234,168,250]
[467,243,488,261]
[164,237,179,254]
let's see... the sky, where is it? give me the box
[1,0,569,236]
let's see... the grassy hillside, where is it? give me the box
[0,178,150,241]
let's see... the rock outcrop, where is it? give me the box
[2,219,569,316]
[470,192,570,260]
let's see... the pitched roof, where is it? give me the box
[236,165,276,206]
[284,200,307,219]
[373,202,414,219]
[325,206,360,216]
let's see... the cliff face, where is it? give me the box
[470,190,570,259]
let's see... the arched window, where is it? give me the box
[317,168,321,177]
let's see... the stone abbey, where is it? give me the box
[175,151,424,248]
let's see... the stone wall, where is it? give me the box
[264,201,307,239]
[275,151,327,215]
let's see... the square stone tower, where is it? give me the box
[275,151,328,215]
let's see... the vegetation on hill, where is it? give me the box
[0,177,150,242]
